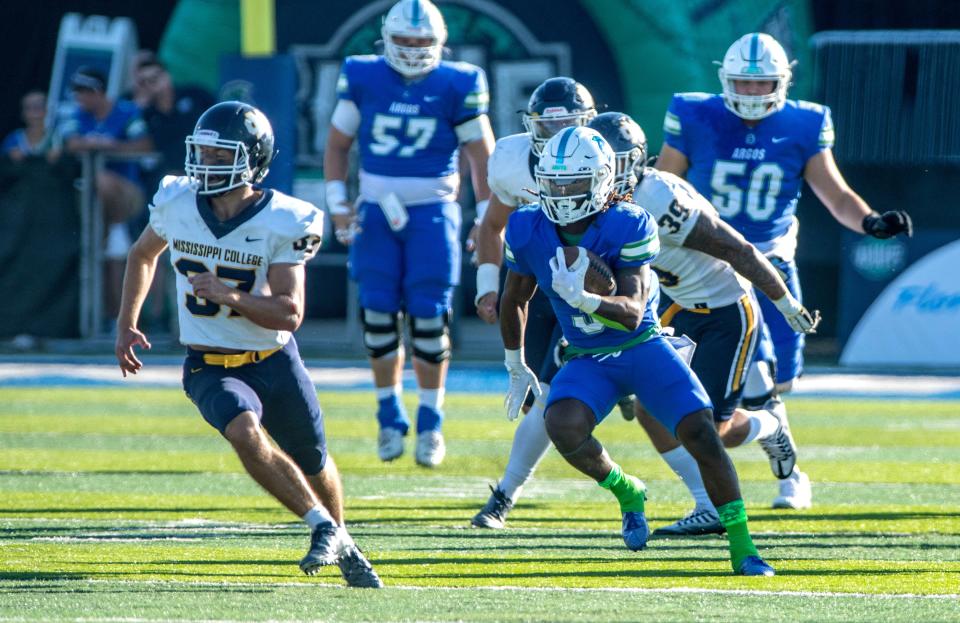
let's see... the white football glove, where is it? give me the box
[549,247,601,313]
[772,293,821,334]
[504,348,542,421]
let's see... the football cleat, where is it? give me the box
[415,430,446,467]
[617,394,637,421]
[377,427,405,462]
[757,398,798,479]
[621,511,650,551]
[337,545,384,588]
[652,507,725,536]
[736,555,776,577]
[471,484,514,529]
[299,524,350,576]
[772,469,812,509]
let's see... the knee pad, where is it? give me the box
[362,308,402,359]
[410,313,451,364]
[284,444,327,476]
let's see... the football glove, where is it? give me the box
[504,349,541,421]
[862,210,913,239]
[772,293,821,334]
[549,247,601,313]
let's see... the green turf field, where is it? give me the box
[1,387,958,622]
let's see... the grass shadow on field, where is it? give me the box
[0,507,258,515]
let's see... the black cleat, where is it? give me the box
[471,484,514,529]
[618,394,637,421]
[338,545,384,588]
[299,523,347,576]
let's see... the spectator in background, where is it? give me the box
[131,53,215,334]
[134,52,215,185]
[2,91,61,163]
[60,66,154,326]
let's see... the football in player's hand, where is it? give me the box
[560,246,617,295]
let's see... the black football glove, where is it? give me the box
[862,210,913,239]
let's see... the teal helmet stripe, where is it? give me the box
[411,0,421,26]
[748,33,759,73]
[555,126,577,164]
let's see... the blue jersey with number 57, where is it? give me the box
[504,204,660,351]
[662,93,833,247]
[337,55,488,178]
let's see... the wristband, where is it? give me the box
[772,293,801,315]
[325,180,349,215]
[475,199,490,223]
[504,348,524,364]
[475,263,500,304]
[578,292,602,314]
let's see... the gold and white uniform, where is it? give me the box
[148,175,324,350]
[632,168,751,310]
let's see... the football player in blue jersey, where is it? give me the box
[323,0,495,467]
[657,33,912,508]
[501,125,774,576]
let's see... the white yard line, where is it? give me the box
[0,578,956,601]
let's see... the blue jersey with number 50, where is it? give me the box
[337,55,488,178]
[662,93,833,245]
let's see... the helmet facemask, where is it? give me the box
[718,33,793,121]
[185,132,255,196]
[536,126,616,226]
[612,147,644,195]
[537,168,612,225]
[523,109,596,157]
[381,0,447,78]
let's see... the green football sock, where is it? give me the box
[598,464,646,513]
[717,499,760,572]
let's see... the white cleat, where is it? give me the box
[377,427,405,462]
[757,398,798,479]
[415,430,446,467]
[773,469,812,509]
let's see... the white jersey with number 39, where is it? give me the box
[633,168,750,310]
[487,133,537,208]
[148,175,324,350]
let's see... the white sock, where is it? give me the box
[660,445,714,512]
[302,504,336,530]
[499,383,552,501]
[418,387,445,411]
[376,383,402,402]
[742,408,781,444]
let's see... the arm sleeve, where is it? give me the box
[638,175,705,247]
[816,106,835,152]
[453,66,490,125]
[272,208,325,265]
[661,95,688,155]
[503,218,532,276]
[614,210,660,269]
[487,144,518,207]
[336,59,360,105]
[147,175,181,241]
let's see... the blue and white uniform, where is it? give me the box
[663,93,834,382]
[504,203,710,433]
[337,55,489,317]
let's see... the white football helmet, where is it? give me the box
[381,0,447,78]
[536,126,616,226]
[718,33,793,120]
